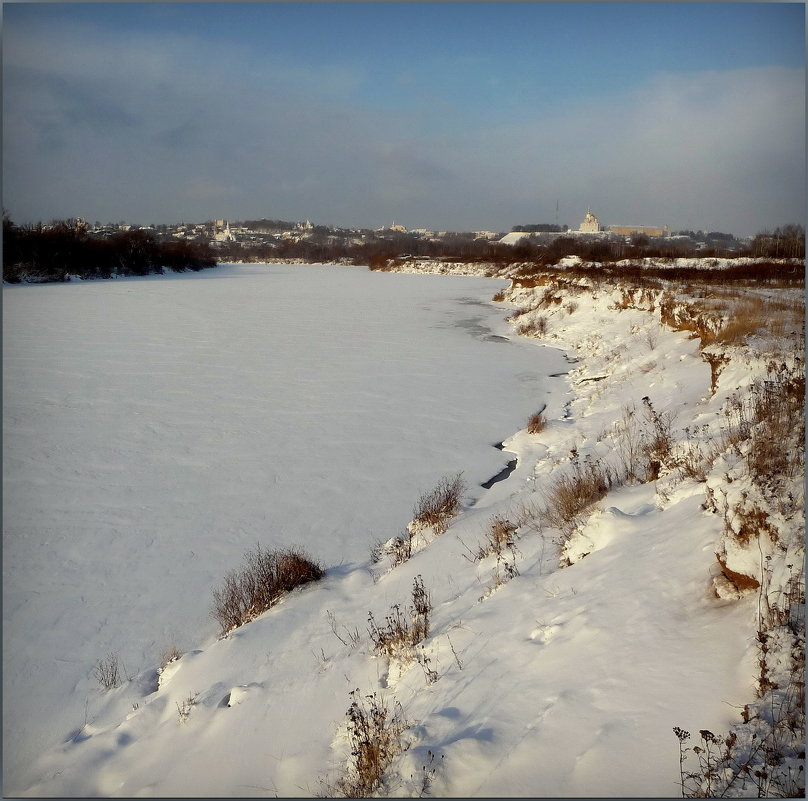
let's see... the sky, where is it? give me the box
[2,2,805,236]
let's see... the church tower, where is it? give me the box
[579,207,601,233]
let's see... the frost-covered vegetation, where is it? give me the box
[3,257,803,796]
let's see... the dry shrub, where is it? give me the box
[527,410,546,434]
[510,274,553,290]
[710,295,803,346]
[612,399,678,483]
[158,642,183,670]
[541,451,614,540]
[384,531,414,566]
[469,515,519,561]
[411,473,466,535]
[641,396,675,481]
[674,607,805,797]
[719,363,805,487]
[747,364,805,484]
[492,288,506,302]
[538,287,563,307]
[673,426,714,482]
[613,404,646,483]
[211,545,323,636]
[516,315,549,337]
[93,652,122,690]
[333,689,409,797]
[367,576,431,659]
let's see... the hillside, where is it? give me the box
[8,258,804,797]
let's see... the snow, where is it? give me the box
[497,232,536,245]
[3,260,802,796]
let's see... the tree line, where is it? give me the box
[217,226,804,269]
[3,215,217,283]
[4,214,803,284]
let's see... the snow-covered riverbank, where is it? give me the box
[3,260,803,797]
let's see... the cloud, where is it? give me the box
[434,65,804,233]
[2,13,803,234]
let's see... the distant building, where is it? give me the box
[608,224,671,238]
[578,208,670,237]
[212,220,235,243]
[579,208,601,233]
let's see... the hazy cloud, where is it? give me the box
[3,16,803,234]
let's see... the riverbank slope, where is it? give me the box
[10,258,804,797]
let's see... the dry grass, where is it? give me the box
[659,289,804,348]
[541,451,614,540]
[211,545,323,636]
[331,689,409,797]
[527,410,546,434]
[158,642,183,671]
[712,295,804,346]
[465,514,519,562]
[381,530,415,567]
[718,363,805,488]
[516,315,549,337]
[640,396,675,481]
[367,576,431,659]
[411,473,466,535]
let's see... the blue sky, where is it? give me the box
[3,2,805,234]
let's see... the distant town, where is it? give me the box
[3,207,804,284]
[68,207,743,255]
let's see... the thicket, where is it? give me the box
[189,224,804,271]
[3,216,216,282]
[211,545,323,636]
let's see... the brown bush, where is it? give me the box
[481,515,519,560]
[333,689,409,797]
[516,315,549,337]
[211,545,323,635]
[527,411,546,434]
[367,576,432,659]
[541,452,614,540]
[411,473,466,535]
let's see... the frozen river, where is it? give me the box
[2,263,570,789]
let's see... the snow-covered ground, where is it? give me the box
[3,263,567,794]
[3,260,803,797]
